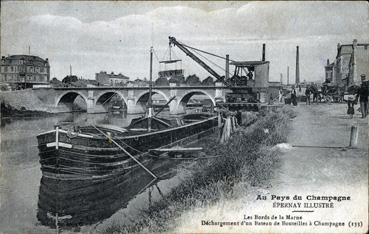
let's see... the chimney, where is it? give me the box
[327,59,330,65]
[262,44,266,61]
[287,66,290,85]
[280,73,283,84]
[295,46,300,84]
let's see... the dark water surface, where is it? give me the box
[0,112,190,233]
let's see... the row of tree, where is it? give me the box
[50,74,217,87]
[155,75,215,86]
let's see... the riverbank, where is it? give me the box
[100,106,295,234]
[172,103,367,234]
[0,102,55,118]
[0,89,52,117]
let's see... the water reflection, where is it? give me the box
[0,110,194,232]
[0,111,149,232]
[37,157,179,230]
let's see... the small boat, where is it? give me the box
[36,47,219,181]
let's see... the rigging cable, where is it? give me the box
[177,40,237,62]
[189,46,233,78]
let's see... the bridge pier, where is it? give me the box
[127,98,146,114]
[169,98,186,115]
[215,82,225,101]
[86,97,100,113]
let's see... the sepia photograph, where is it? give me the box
[0,1,368,233]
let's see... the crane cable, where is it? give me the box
[177,40,237,63]
[189,46,234,78]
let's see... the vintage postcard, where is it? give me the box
[0,1,368,233]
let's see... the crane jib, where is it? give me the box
[168,36,223,81]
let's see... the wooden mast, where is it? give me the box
[148,46,153,132]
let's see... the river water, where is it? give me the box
[0,111,194,233]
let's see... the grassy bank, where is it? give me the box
[102,106,295,234]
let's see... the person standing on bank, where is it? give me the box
[356,74,369,118]
[291,87,297,106]
[305,86,311,105]
[347,95,356,119]
[278,88,283,103]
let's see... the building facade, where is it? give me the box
[324,59,334,83]
[95,71,129,86]
[328,40,369,87]
[0,55,50,89]
[348,40,369,86]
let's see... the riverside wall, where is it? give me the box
[0,89,59,117]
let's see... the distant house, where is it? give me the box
[324,59,334,83]
[95,71,129,86]
[0,54,50,89]
[127,78,149,87]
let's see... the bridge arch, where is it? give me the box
[55,91,88,112]
[178,90,216,106]
[175,90,216,114]
[95,91,127,111]
[136,89,170,106]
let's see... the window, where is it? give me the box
[40,67,44,72]
[4,66,7,72]
[10,66,14,72]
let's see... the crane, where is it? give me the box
[168,36,225,82]
[168,36,269,110]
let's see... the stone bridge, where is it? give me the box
[35,83,228,115]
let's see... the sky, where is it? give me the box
[1,1,368,83]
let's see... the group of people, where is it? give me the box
[277,74,368,119]
[278,87,298,106]
[304,84,322,105]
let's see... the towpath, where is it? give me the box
[174,103,368,233]
[270,103,367,196]
[265,103,368,233]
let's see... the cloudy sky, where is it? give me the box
[1,1,368,82]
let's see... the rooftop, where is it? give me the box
[1,54,49,66]
[337,42,369,57]
[96,71,129,79]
